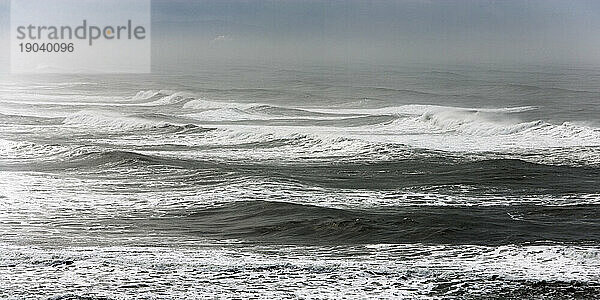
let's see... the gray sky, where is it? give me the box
[2,0,600,70]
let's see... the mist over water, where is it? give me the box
[2,0,600,298]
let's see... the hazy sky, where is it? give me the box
[2,0,600,70]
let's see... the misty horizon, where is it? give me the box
[2,0,600,71]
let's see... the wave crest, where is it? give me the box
[62,111,208,133]
[382,109,600,140]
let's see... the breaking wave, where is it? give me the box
[62,111,209,133]
[382,108,600,141]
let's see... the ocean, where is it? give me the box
[1,62,599,298]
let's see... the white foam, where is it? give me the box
[63,111,168,131]
[183,99,255,110]
[307,104,538,116]
[0,243,598,298]
[138,92,193,106]
[0,139,73,160]
[131,90,164,101]
[336,107,600,154]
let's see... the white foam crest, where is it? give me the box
[138,92,193,106]
[183,99,255,110]
[130,90,177,101]
[183,100,281,121]
[412,110,544,135]
[184,127,317,146]
[308,104,538,116]
[131,90,163,101]
[346,114,600,158]
[125,126,406,162]
[0,90,180,107]
[63,111,168,132]
[530,121,600,139]
[375,108,600,140]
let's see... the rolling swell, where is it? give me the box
[28,147,600,196]
[62,111,214,133]
[246,158,600,194]
[132,201,600,245]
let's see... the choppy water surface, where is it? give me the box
[1,64,600,298]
